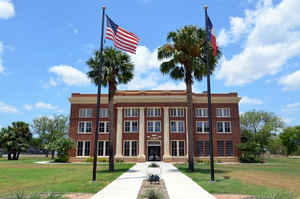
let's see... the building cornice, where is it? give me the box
[69,91,241,104]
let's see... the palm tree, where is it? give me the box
[158,25,221,171]
[87,47,134,171]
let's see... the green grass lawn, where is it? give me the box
[0,157,134,197]
[176,157,300,196]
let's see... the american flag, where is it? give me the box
[105,15,139,54]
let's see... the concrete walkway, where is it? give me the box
[90,163,147,199]
[90,162,215,199]
[161,162,216,199]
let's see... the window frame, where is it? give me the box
[147,120,161,133]
[124,108,139,117]
[170,120,185,133]
[195,108,208,118]
[124,120,139,133]
[216,121,232,133]
[78,121,92,134]
[196,121,209,133]
[147,108,161,117]
[171,140,185,157]
[216,108,230,118]
[76,141,91,157]
[123,140,138,156]
[79,108,93,118]
[99,121,110,134]
[169,108,185,117]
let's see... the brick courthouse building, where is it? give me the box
[68,90,241,162]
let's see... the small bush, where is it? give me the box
[115,158,124,163]
[13,192,65,199]
[217,159,223,163]
[145,189,163,199]
[240,155,263,163]
[85,157,108,162]
[149,163,160,168]
[54,155,69,163]
[253,191,296,199]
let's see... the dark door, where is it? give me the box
[148,146,161,161]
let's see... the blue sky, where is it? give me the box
[0,0,300,128]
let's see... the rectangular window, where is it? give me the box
[77,141,90,156]
[217,121,232,133]
[170,108,184,117]
[171,141,184,157]
[195,108,208,117]
[205,141,210,156]
[171,141,177,156]
[179,141,184,156]
[124,108,139,117]
[147,108,161,117]
[147,121,161,133]
[79,108,93,118]
[123,141,138,156]
[196,121,209,133]
[124,121,138,133]
[226,141,233,156]
[78,121,92,133]
[105,141,110,156]
[84,141,90,156]
[217,122,224,133]
[132,121,138,132]
[196,141,203,156]
[170,121,184,133]
[216,108,230,117]
[98,141,104,156]
[131,141,137,156]
[124,121,130,132]
[77,141,83,156]
[99,121,109,133]
[99,108,108,118]
[217,141,225,156]
[124,141,130,156]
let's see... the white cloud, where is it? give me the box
[240,96,263,105]
[49,65,90,86]
[282,117,293,124]
[0,0,15,19]
[24,104,33,111]
[279,70,300,91]
[49,77,57,86]
[282,102,300,114]
[153,82,186,90]
[0,101,19,113]
[216,0,300,86]
[35,102,58,110]
[73,29,79,35]
[129,46,162,75]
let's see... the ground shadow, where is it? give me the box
[178,167,229,174]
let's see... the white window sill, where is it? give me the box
[78,132,92,134]
[217,132,232,134]
[196,132,209,134]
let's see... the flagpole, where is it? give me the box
[92,5,106,182]
[204,5,215,182]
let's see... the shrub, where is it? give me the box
[85,157,108,162]
[115,158,124,163]
[13,192,65,199]
[145,189,163,199]
[253,191,296,199]
[149,163,160,168]
[54,137,74,163]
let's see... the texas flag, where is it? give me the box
[207,15,218,57]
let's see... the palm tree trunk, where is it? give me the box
[51,150,55,159]
[108,83,116,172]
[186,70,195,172]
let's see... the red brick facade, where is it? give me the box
[68,90,241,162]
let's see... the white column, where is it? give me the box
[185,107,189,158]
[163,107,171,159]
[115,107,123,157]
[139,107,145,159]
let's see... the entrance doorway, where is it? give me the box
[147,141,161,161]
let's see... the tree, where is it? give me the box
[157,25,221,171]
[87,47,134,171]
[239,110,284,162]
[0,122,32,160]
[54,137,75,162]
[32,115,69,159]
[279,126,300,155]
